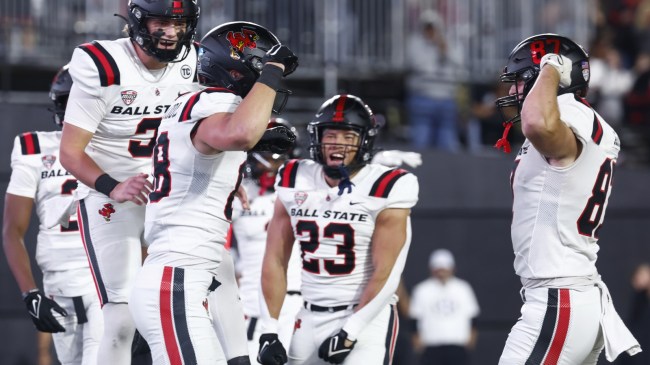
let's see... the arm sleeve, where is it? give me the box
[63,47,107,133]
[6,136,39,198]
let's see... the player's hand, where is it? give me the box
[251,126,296,155]
[257,333,287,365]
[371,150,422,168]
[110,173,153,205]
[262,44,299,76]
[540,53,573,88]
[318,329,356,364]
[23,289,67,333]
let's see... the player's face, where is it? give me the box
[509,80,526,100]
[146,17,188,50]
[321,128,360,167]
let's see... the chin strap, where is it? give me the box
[494,121,513,153]
[323,164,357,196]
[336,165,355,196]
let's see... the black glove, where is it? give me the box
[23,289,67,333]
[257,333,287,365]
[318,329,356,364]
[251,126,296,154]
[262,44,299,76]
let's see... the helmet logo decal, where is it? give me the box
[332,95,348,122]
[294,191,308,206]
[529,39,560,64]
[172,1,185,14]
[121,90,138,105]
[581,61,590,81]
[226,29,259,53]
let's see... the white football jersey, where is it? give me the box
[7,131,93,295]
[275,160,419,307]
[64,38,200,194]
[511,94,620,279]
[232,179,302,317]
[144,88,244,272]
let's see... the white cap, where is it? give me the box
[419,9,443,29]
[429,249,455,270]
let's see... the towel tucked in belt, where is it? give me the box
[596,281,642,361]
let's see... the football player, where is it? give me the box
[3,65,103,365]
[128,21,298,364]
[495,33,641,364]
[229,117,304,364]
[259,94,419,365]
[59,1,201,363]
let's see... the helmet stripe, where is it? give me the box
[332,95,348,122]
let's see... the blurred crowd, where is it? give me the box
[403,0,650,168]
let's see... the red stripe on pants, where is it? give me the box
[544,289,571,365]
[160,267,183,365]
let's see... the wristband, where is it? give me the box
[256,64,284,91]
[22,288,39,300]
[260,317,279,334]
[95,173,120,197]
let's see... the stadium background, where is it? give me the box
[1,0,650,364]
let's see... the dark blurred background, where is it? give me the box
[2,0,650,364]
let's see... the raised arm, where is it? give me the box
[520,54,580,163]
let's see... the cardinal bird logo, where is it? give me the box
[98,203,116,222]
[226,28,259,55]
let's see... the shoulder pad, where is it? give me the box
[19,132,41,155]
[573,95,604,144]
[369,168,409,198]
[277,159,300,188]
[178,87,236,122]
[78,41,121,86]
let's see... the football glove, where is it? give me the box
[23,289,67,333]
[318,329,356,364]
[262,45,299,76]
[540,53,573,88]
[257,333,287,365]
[371,150,422,168]
[251,126,296,155]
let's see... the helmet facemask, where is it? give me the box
[48,64,72,127]
[246,152,288,194]
[127,0,199,63]
[308,95,378,180]
[308,124,375,178]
